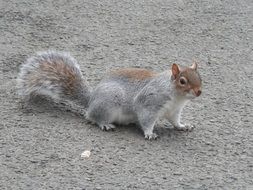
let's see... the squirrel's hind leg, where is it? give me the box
[98,124,116,131]
[86,84,127,131]
[86,112,116,131]
[86,104,118,131]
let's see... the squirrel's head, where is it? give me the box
[171,62,202,99]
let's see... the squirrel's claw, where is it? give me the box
[99,124,116,131]
[174,123,195,132]
[144,133,158,140]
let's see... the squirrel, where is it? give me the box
[17,51,202,140]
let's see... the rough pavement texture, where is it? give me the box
[0,0,252,189]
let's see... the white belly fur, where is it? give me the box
[111,108,136,125]
[159,97,188,119]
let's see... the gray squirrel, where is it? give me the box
[17,51,202,139]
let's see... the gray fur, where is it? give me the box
[86,71,188,139]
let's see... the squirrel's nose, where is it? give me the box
[196,90,201,97]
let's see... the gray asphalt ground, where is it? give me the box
[0,0,253,189]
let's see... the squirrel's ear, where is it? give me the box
[172,64,180,78]
[191,62,198,70]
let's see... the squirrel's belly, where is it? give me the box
[111,108,137,125]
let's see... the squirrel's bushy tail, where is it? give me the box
[17,51,91,107]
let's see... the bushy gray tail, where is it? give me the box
[17,51,91,108]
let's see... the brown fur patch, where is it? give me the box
[181,68,201,87]
[111,68,157,80]
[175,67,202,95]
[39,60,82,95]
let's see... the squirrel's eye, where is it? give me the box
[180,78,187,85]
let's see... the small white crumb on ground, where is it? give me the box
[81,150,91,158]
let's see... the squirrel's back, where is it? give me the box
[17,51,90,106]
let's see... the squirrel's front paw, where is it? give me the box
[144,132,158,140]
[99,124,116,131]
[174,123,195,132]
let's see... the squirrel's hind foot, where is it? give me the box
[99,124,116,131]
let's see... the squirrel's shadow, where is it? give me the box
[19,96,189,140]
[19,96,85,118]
[112,124,190,141]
